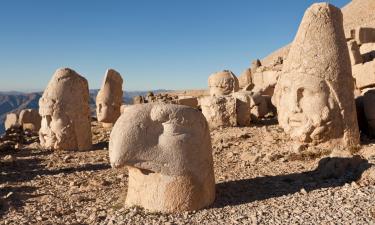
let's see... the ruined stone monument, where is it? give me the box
[18,109,41,132]
[208,70,239,96]
[109,103,215,212]
[39,68,92,151]
[96,69,123,127]
[272,3,360,148]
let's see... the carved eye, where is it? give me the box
[283,86,290,93]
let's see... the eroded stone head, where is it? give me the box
[109,103,215,212]
[208,70,239,96]
[272,3,359,147]
[39,68,92,151]
[96,69,123,126]
[19,109,41,132]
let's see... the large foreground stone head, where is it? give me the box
[39,68,92,151]
[96,69,123,126]
[109,103,215,212]
[208,70,239,96]
[272,3,359,147]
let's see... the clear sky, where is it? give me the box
[0,0,350,92]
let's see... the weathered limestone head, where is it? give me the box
[39,68,92,151]
[96,69,123,127]
[272,3,359,147]
[109,103,215,212]
[19,109,41,132]
[208,70,239,96]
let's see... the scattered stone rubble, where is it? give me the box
[132,92,199,108]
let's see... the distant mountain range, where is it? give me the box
[0,89,170,134]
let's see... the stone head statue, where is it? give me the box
[39,68,92,151]
[109,103,215,212]
[19,109,41,132]
[272,3,359,148]
[208,70,239,96]
[96,69,123,127]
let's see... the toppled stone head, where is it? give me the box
[208,70,239,96]
[109,103,215,212]
[96,69,123,127]
[272,3,359,148]
[39,68,92,151]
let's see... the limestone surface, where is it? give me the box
[208,70,239,96]
[200,96,237,129]
[18,109,41,132]
[272,3,359,148]
[109,103,215,213]
[39,68,92,151]
[96,69,123,127]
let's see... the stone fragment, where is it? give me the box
[4,113,20,131]
[109,103,215,212]
[354,27,375,45]
[174,96,198,108]
[272,3,359,148]
[18,109,41,132]
[347,40,363,65]
[96,69,123,127]
[200,96,237,129]
[208,70,239,96]
[39,68,92,151]
[352,60,375,89]
[133,96,145,104]
[238,68,252,89]
[362,89,375,136]
[251,70,280,96]
[232,92,251,126]
[249,92,269,120]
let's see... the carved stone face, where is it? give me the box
[276,73,338,142]
[96,69,123,125]
[97,101,118,122]
[208,71,239,96]
[39,68,92,151]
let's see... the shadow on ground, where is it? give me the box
[213,156,372,208]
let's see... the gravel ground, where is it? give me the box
[1,120,375,224]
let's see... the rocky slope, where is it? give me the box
[0,119,374,224]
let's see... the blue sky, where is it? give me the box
[0,0,350,92]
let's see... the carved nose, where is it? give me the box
[290,92,302,113]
